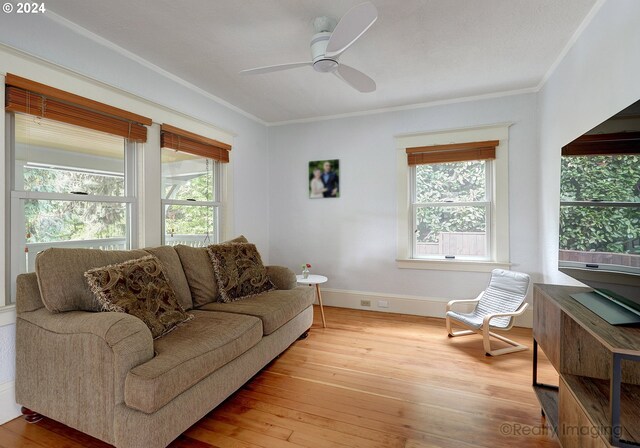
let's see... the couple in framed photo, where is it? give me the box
[309,159,339,199]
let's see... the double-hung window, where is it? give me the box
[160,124,230,247]
[5,74,149,301]
[396,125,511,271]
[408,141,496,260]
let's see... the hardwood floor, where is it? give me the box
[0,305,559,448]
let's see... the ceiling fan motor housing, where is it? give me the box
[310,31,338,72]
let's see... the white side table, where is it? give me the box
[296,274,328,328]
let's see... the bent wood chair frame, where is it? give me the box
[445,294,529,356]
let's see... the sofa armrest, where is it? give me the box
[16,308,154,431]
[267,265,297,290]
[18,307,153,348]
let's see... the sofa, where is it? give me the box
[14,242,314,448]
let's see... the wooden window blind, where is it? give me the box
[406,140,498,165]
[562,132,640,156]
[160,123,231,163]
[5,73,151,142]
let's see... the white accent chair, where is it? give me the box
[445,269,530,356]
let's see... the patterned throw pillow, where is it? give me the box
[207,243,275,303]
[84,255,193,339]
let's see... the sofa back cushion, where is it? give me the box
[35,246,191,313]
[36,248,150,313]
[143,246,193,310]
[174,235,248,307]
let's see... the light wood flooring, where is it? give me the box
[0,305,560,448]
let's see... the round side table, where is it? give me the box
[296,274,328,328]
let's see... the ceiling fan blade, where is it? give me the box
[325,2,377,58]
[240,62,311,75]
[335,64,376,93]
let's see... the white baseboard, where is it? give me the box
[318,288,533,328]
[0,381,20,424]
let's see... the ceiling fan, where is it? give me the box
[240,2,378,93]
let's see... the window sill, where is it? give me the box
[0,305,16,327]
[396,259,511,273]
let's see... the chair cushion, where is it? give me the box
[473,269,531,328]
[125,310,262,414]
[207,243,275,303]
[174,235,248,307]
[85,255,193,339]
[198,287,315,335]
[446,310,485,330]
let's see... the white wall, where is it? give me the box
[268,92,541,307]
[538,0,640,283]
[0,13,270,424]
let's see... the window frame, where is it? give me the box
[160,148,223,247]
[6,112,139,302]
[395,124,511,272]
[409,160,493,261]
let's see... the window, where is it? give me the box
[160,124,230,247]
[560,150,640,266]
[412,160,491,259]
[5,74,150,303]
[161,149,220,247]
[9,114,138,297]
[396,125,510,271]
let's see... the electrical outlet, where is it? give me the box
[360,299,371,307]
[377,300,389,308]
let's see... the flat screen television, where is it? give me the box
[558,99,640,326]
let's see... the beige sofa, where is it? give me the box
[14,245,314,448]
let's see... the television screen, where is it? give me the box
[558,99,640,322]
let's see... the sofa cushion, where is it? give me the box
[198,287,315,335]
[143,246,193,310]
[124,310,262,414]
[85,255,193,339]
[36,247,150,313]
[174,235,248,307]
[207,243,275,303]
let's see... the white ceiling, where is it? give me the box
[48,0,598,124]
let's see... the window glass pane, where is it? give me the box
[415,161,486,203]
[561,155,640,202]
[164,204,217,247]
[415,206,487,257]
[21,200,128,273]
[559,205,640,259]
[161,149,215,201]
[25,200,127,243]
[15,114,125,196]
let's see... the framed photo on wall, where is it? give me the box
[309,159,340,199]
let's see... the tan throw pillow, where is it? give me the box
[84,255,193,339]
[207,243,275,303]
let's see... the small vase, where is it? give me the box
[302,267,309,279]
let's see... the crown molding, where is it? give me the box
[536,0,607,91]
[267,86,538,126]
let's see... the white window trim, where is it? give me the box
[1,80,7,308]
[160,151,224,246]
[395,123,512,272]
